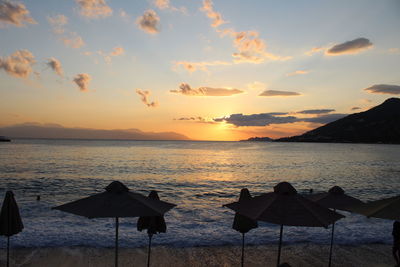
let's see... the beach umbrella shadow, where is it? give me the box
[53,181,176,267]
[0,191,24,267]
[224,182,344,267]
[307,186,364,267]
[231,188,258,267]
[137,190,167,267]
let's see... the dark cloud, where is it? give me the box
[171,83,243,96]
[297,109,335,114]
[0,0,36,27]
[174,116,215,124]
[46,57,63,76]
[302,113,347,124]
[364,84,400,95]
[136,9,160,34]
[0,49,35,78]
[259,90,301,97]
[326,38,373,55]
[136,89,158,107]
[73,73,91,91]
[351,106,361,111]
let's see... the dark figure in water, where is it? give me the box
[393,221,400,266]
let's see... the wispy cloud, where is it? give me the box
[73,73,91,92]
[326,38,373,56]
[305,46,325,56]
[170,83,244,96]
[0,0,36,27]
[154,0,187,13]
[136,9,160,34]
[47,14,68,34]
[136,89,158,107]
[0,49,35,78]
[46,57,63,76]
[351,106,361,111]
[286,70,309,77]
[48,14,85,49]
[174,60,231,73]
[62,32,85,49]
[75,0,112,19]
[297,109,334,114]
[200,0,226,28]
[259,90,301,97]
[364,84,400,95]
[174,116,216,124]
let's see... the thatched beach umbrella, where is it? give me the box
[53,181,176,267]
[224,182,344,267]
[0,191,24,267]
[347,195,400,220]
[308,186,364,267]
[137,191,167,267]
[231,188,258,267]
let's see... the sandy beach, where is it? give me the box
[0,243,394,267]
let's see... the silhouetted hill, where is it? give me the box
[242,136,273,142]
[277,98,400,144]
[0,123,190,141]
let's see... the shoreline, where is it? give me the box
[1,243,394,267]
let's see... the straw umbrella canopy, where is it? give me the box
[347,195,400,220]
[224,182,344,267]
[231,188,258,267]
[137,191,167,267]
[307,186,364,267]
[0,191,24,267]
[53,181,176,267]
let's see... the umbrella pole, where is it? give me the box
[115,217,119,267]
[329,220,335,267]
[7,236,10,267]
[241,233,245,267]
[277,224,283,267]
[147,234,152,267]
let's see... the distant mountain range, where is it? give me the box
[247,98,400,144]
[0,123,190,141]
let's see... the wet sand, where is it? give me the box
[0,243,394,267]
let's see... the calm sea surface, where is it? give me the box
[0,139,399,248]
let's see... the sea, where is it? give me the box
[0,139,399,249]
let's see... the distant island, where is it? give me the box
[245,98,400,144]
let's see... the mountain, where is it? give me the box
[0,123,190,141]
[277,98,400,144]
[242,136,273,142]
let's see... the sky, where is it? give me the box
[0,0,399,141]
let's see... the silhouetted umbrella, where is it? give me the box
[53,181,176,267]
[0,191,24,267]
[231,188,258,267]
[308,186,364,267]
[347,195,400,220]
[224,182,344,267]
[137,191,167,267]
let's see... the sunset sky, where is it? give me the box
[1,0,400,141]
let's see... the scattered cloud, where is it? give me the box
[364,84,400,95]
[259,90,301,97]
[136,89,158,107]
[305,46,325,56]
[326,38,373,56]
[62,32,85,48]
[75,0,112,19]
[48,14,85,49]
[0,0,36,27]
[73,73,91,92]
[46,57,63,76]
[47,14,68,34]
[136,9,160,34]
[200,0,226,28]
[174,60,231,73]
[297,109,334,114]
[97,46,125,63]
[0,49,35,78]
[286,70,309,77]
[170,83,244,96]
[154,0,186,13]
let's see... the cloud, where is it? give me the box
[0,49,35,78]
[171,83,244,96]
[297,109,335,114]
[136,89,158,107]
[259,90,301,97]
[174,60,231,73]
[247,81,266,91]
[0,0,36,27]
[286,70,309,77]
[46,57,63,76]
[154,0,186,13]
[136,9,160,34]
[174,116,215,124]
[76,0,112,18]
[62,32,85,48]
[47,14,68,34]
[200,0,226,27]
[364,84,400,95]
[351,106,361,111]
[326,38,373,55]
[73,73,91,91]
[305,47,325,56]
[110,46,124,56]
[99,46,125,63]
[214,112,347,127]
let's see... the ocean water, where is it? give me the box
[0,139,399,248]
